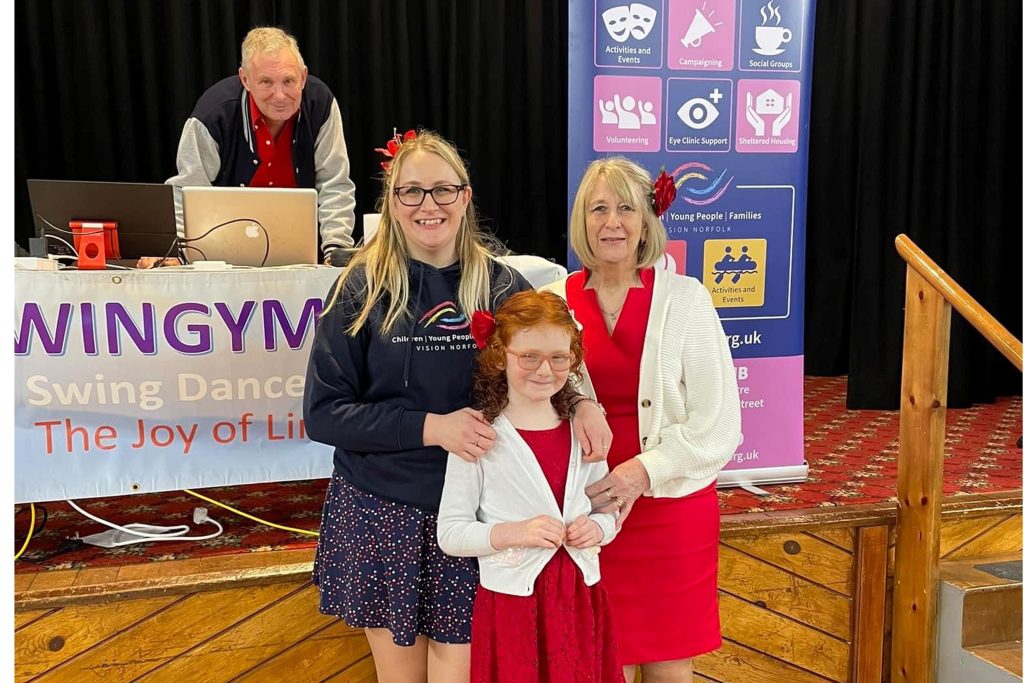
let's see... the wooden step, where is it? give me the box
[938,554,1023,683]
[940,554,1022,647]
[966,641,1023,678]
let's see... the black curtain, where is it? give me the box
[14,0,1021,408]
[14,0,568,258]
[804,0,1021,407]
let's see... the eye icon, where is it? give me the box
[677,97,720,129]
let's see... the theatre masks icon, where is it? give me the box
[602,3,658,43]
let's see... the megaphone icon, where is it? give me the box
[681,8,716,48]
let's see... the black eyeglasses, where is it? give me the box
[393,184,468,207]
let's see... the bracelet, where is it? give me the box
[569,397,606,417]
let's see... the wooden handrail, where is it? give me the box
[895,234,1023,370]
[890,235,1021,683]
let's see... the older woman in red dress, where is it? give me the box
[545,157,742,682]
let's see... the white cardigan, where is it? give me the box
[542,269,743,499]
[436,415,618,597]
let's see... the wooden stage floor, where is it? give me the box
[14,377,1023,682]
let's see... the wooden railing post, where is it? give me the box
[890,267,952,683]
[852,525,890,682]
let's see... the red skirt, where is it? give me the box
[600,482,722,664]
[470,550,624,683]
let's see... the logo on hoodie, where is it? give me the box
[418,301,470,331]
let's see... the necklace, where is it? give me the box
[599,299,626,320]
[596,289,629,320]
[591,275,639,322]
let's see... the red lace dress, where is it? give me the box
[470,421,624,683]
[566,268,722,664]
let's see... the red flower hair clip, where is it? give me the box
[470,310,497,350]
[375,129,417,172]
[652,169,677,218]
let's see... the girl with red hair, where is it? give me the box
[437,290,624,683]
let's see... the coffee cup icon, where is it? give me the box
[754,26,792,52]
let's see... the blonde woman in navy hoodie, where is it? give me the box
[303,130,611,682]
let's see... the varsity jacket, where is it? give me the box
[543,268,743,499]
[167,75,356,251]
[436,415,619,596]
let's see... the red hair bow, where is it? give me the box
[470,310,496,349]
[652,169,677,218]
[375,129,417,172]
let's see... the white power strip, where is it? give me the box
[191,260,231,271]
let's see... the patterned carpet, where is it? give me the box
[15,376,1021,573]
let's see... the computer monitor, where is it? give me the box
[27,180,178,261]
[181,186,318,267]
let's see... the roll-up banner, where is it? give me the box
[569,0,815,487]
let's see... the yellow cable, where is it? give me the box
[183,489,319,537]
[14,504,36,561]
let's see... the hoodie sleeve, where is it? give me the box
[490,261,533,309]
[303,278,427,453]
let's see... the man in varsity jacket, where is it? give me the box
[165,26,356,263]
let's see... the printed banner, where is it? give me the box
[571,0,815,485]
[13,258,569,504]
[14,269,340,503]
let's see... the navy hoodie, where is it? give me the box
[304,258,531,511]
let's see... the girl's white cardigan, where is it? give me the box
[437,415,618,596]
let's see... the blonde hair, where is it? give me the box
[568,157,667,271]
[325,130,508,336]
[240,27,306,71]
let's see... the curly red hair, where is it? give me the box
[474,291,584,422]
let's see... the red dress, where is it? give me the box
[566,268,722,664]
[470,421,624,683]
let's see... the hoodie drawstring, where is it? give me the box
[403,263,424,388]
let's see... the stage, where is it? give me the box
[14,376,1022,682]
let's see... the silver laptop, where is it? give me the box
[181,186,318,266]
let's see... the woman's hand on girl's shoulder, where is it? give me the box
[424,408,496,462]
[572,401,612,462]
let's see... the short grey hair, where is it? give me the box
[240,26,306,71]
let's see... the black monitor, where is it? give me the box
[27,180,178,261]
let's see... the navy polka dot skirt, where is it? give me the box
[313,472,478,646]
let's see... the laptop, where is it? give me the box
[27,180,178,263]
[181,186,318,267]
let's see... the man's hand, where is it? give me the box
[136,257,182,269]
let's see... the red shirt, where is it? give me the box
[247,95,297,188]
[565,267,655,469]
